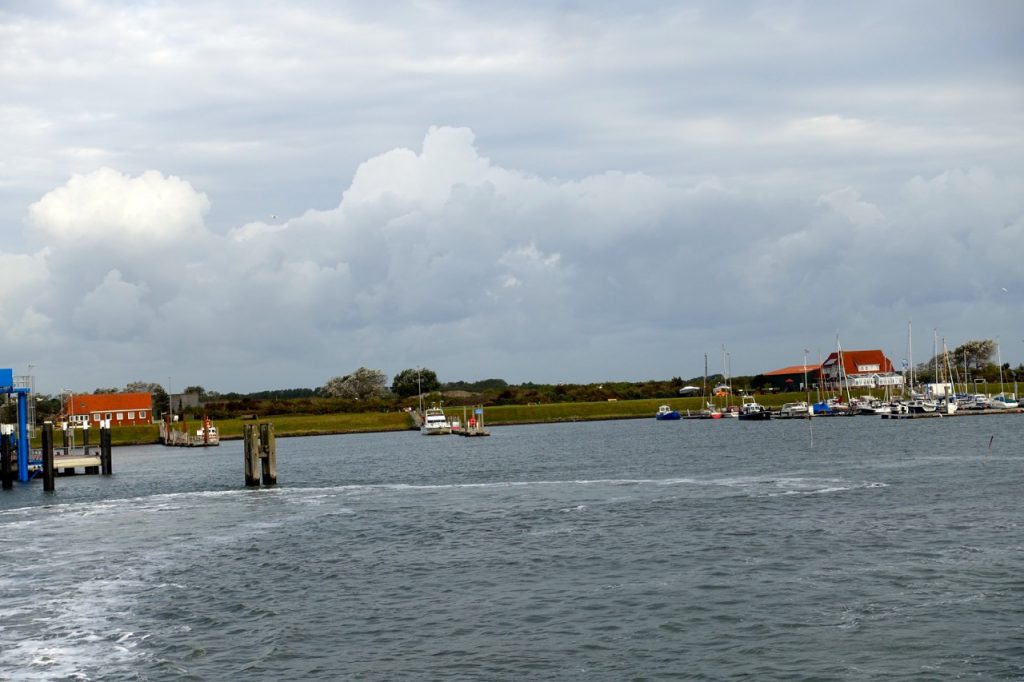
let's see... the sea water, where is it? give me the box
[1,417,1022,680]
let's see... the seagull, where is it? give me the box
[1001,287,1009,292]
[270,214,278,220]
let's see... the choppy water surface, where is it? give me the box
[1,417,1022,680]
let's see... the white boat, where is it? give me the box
[421,406,452,435]
[854,398,893,415]
[777,401,812,419]
[737,397,770,420]
[990,394,1019,409]
[907,398,937,414]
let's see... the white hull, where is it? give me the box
[421,406,452,435]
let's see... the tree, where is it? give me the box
[950,340,996,372]
[391,368,440,398]
[183,385,207,400]
[321,367,388,400]
[126,381,168,416]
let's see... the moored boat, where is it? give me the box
[737,398,771,421]
[421,405,452,435]
[990,394,1019,409]
[655,404,681,420]
[160,414,220,447]
[777,401,812,419]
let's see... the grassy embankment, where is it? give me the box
[38,391,837,446]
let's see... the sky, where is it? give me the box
[2,1,1023,395]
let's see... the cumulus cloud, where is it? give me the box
[29,168,210,243]
[5,126,1023,392]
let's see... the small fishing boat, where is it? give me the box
[777,401,812,419]
[421,405,452,435]
[990,394,1019,409]
[737,397,771,421]
[655,405,681,420]
[160,415,220,447]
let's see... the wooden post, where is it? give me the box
[100,426,112,475]
[62,423,69,456]
[243,424,260,487]
[1,432,12,490]
[82,425,90,457]
[42,423,55,492]
[259,422,277,486]
[84,424,98,475]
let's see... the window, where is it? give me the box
[105,413,112,420]
[128,411,135,419]
[93,413,100,421]
[139,410,147,419]
[116,412,124,421]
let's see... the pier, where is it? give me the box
[881,407,1023,420]
[455,405,490,437]
[1,422,112,492]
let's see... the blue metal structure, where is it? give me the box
[1,368,32,482]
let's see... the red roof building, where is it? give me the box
[760,363,821,391]
[65,392,153,427]
[820,350,904,388]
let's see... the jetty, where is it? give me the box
[454,405,490,437]
[159,415,220,447]
[2,422,112,492]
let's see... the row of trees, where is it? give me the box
[915,339,1022,383]
[9,341,1020,424]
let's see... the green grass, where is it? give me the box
[28,387,941,447]
[213,412,413,439]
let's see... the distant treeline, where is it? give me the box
[189,376,720,420]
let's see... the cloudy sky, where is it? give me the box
[2,1,1023,395]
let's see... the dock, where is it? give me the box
[881,407,1023,420]
[454,405,490,437]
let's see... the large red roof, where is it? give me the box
[67,392,153,413]
[821,349,894,374]
[763,364,821,376]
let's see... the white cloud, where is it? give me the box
[28,168,210,242]
[1,1,1022,390]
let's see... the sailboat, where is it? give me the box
[688,352,720,417]
[991,340,1019,409]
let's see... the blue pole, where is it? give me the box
[16,390,29,482]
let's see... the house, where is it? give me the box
[759,364,821,393]
[819,349,904,389]
[65,392,153,427]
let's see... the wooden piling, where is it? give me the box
[42,423,55,492]
[82,426,90,457]
[243,424,261,487]
[259,422,277,486]
[62,423,70,456]
[100,427,112,475]
[1,432,11,490]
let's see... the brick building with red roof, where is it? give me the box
[65,392,153,427]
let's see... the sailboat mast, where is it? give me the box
[836,334,853,405]
[908,320,914,394]
[703,353,708,400]
[997,339,1005,395]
